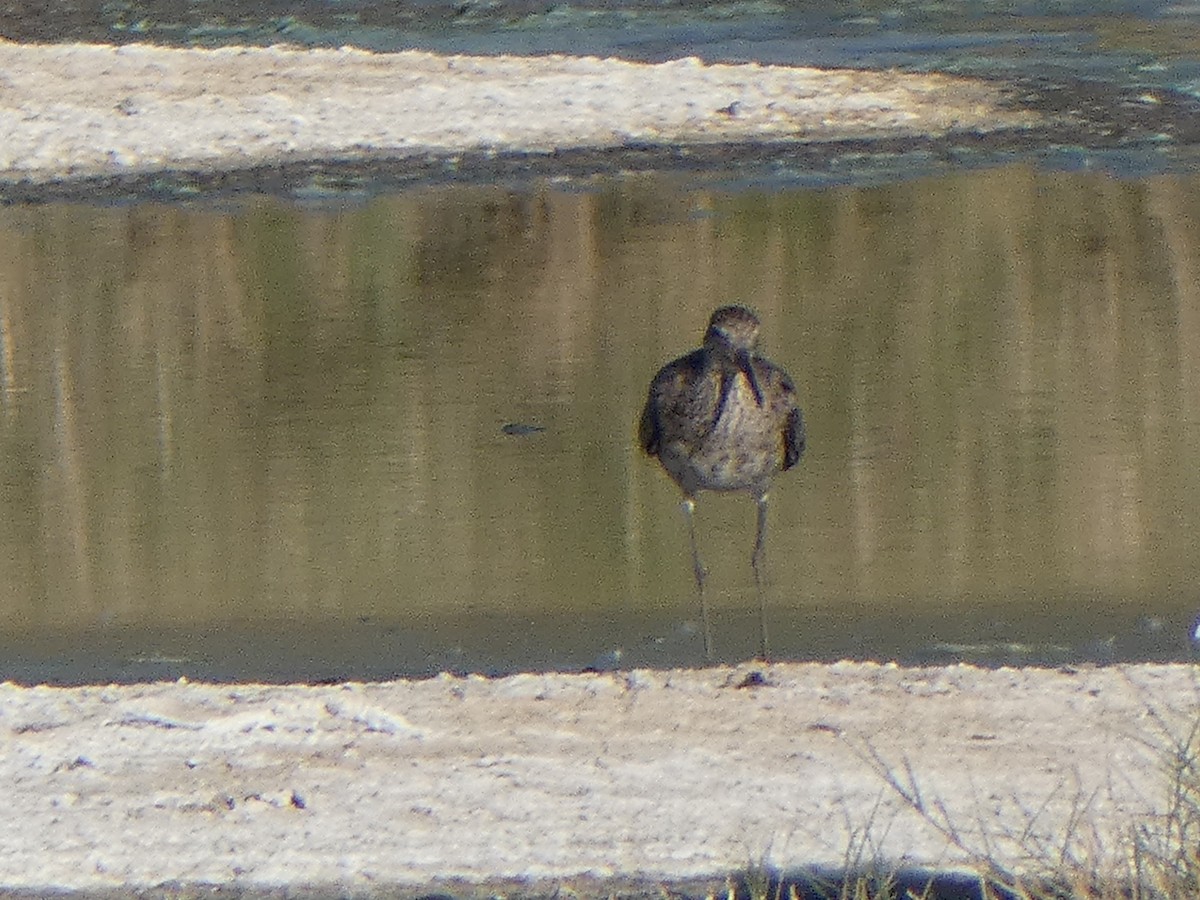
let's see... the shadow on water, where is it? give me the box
[746,867,1047,900]
[0,867,1124,898]
[729,867,1090,900]
[2,166,1200,681]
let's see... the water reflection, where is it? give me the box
[2,165,1199,682]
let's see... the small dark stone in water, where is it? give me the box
[583,649,623,673]
[502,422,545,436]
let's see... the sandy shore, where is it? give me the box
[4,661,1198,895]
[0,39,1039,184]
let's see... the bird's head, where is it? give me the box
[703,305,761,354]
[704,306,764,406]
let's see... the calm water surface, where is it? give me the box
[3,166,1200,681]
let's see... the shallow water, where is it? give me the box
[5,0,1200,680]
[3,166,1200,681]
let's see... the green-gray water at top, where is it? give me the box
[2,165,1199,681]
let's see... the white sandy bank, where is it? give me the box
[0,40,1036,183]
[2,662,1195,893]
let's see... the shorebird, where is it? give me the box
[639,305,805,659]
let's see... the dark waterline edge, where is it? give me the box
[4,593,1195,687]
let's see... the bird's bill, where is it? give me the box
[738,350,765,406]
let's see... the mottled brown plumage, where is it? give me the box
[640,305,805,658]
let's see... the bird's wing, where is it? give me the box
[638,387,662,456]
[784,403,806,470]
[766,369,805,470]
[639,350,709,455]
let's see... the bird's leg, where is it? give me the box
[752,492,770,661]
[682,498,713,660]
[684,499,707,589]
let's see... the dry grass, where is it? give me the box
[723,685,1200,900]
